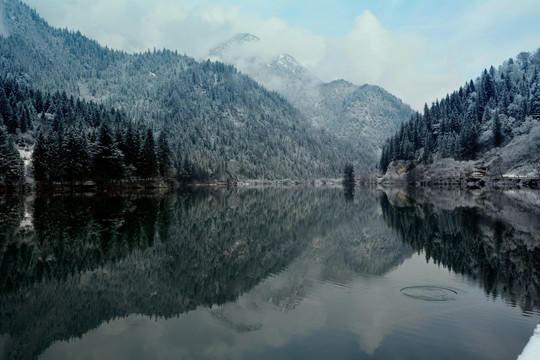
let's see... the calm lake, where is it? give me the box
[1,187,539,360]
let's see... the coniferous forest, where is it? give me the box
[0,0,354,189]
[0,77,184,190]
[0,0,539,190]
[379,50,540,175]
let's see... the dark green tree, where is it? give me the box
[0,127,24,190]
[32,132,48,184]
[62,126,91,185]
[157,131,174,180]
[492,110,503,147]
[342,163,355,186]
[120,122,141,179]
[93,123,124,183]
[138,128,158,180]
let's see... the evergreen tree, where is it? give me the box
[0,127,24,190]
[121,122,141,179]
[157,131,174,180]
[180,156,194,182]
[459,121,479,160]
[342,163,355,186]
[32,132,48,184]
[62,126,91,185]
[93,123,124,183]
[46,131,64,183]
[139,128,158,180]
[492,110,503,147]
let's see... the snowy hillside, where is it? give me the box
[207,33,413,170]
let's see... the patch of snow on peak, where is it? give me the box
[209,33,260,58]
[268,54,306,75]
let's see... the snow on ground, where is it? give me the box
[504,162,540,179]
[18,146,33,169]
[517,324,540,360]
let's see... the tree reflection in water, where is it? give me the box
[0,188,539,359]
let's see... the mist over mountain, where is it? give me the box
[207,33,414,169]
[0,0,365,181]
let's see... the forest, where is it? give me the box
[0,0,352,186]
[379,49,540,173]
[0,77,210,190]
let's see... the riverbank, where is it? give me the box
[379,158,540,190]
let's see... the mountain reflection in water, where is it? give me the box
[380,188,540,311]
[0,187,539,360]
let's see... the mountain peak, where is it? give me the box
[209,33,259,58]
[267,53,307,76]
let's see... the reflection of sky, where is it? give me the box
[40,254,539,360]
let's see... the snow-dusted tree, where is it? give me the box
[492,110,503,147]
[32,132,48,184]
[62,125,91,185]
[0,127,24,190]
[120,122,141,179]
[157,131,174,180]
[138,128,158,180]
[93,123,124,183]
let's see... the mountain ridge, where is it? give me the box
[0,0,363,181]
[207,33,414,169]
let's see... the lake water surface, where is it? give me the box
[1,187,539,359]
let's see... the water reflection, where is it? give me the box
[380,188,540,311]
[2,188,401,359]
[0,188,539,359]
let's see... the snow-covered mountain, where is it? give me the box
[0,1,365,180]
[208,33,260,59]
[207,34,414,169]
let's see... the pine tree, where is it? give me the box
[157,131,174,180]
[62,126,91,185]
[139,128,158,180]
[93,123,124,183]
[0,127,24,190]
[32,132,48,184]
[492,110,503,147]
[342,163,355,186]
[121,122,140,179]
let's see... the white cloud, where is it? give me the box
[0,1,10,37]
[23,0,540,111]
[311,10,441,108]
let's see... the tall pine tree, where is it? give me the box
[93,123,124,183]
[0,127,24,190]
[138,128,158,180]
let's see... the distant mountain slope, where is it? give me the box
[379,48,540,186]
[0,0,359,180]
[208,34,414,170]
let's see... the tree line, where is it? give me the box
[0,76,212,191]
[1,0,349,181]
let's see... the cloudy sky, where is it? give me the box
[24,0,540,110]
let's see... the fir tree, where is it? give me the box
[342,163,355,186]
[0,127,24,190]
[32,132,48,184]
[93,123,124,183]
[157,131,174,180]
[121,122,141,179]
[62,126,91,185]
[139,128,158,180]
[492,110,503,147]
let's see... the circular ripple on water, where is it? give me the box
[400,286,459,301]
